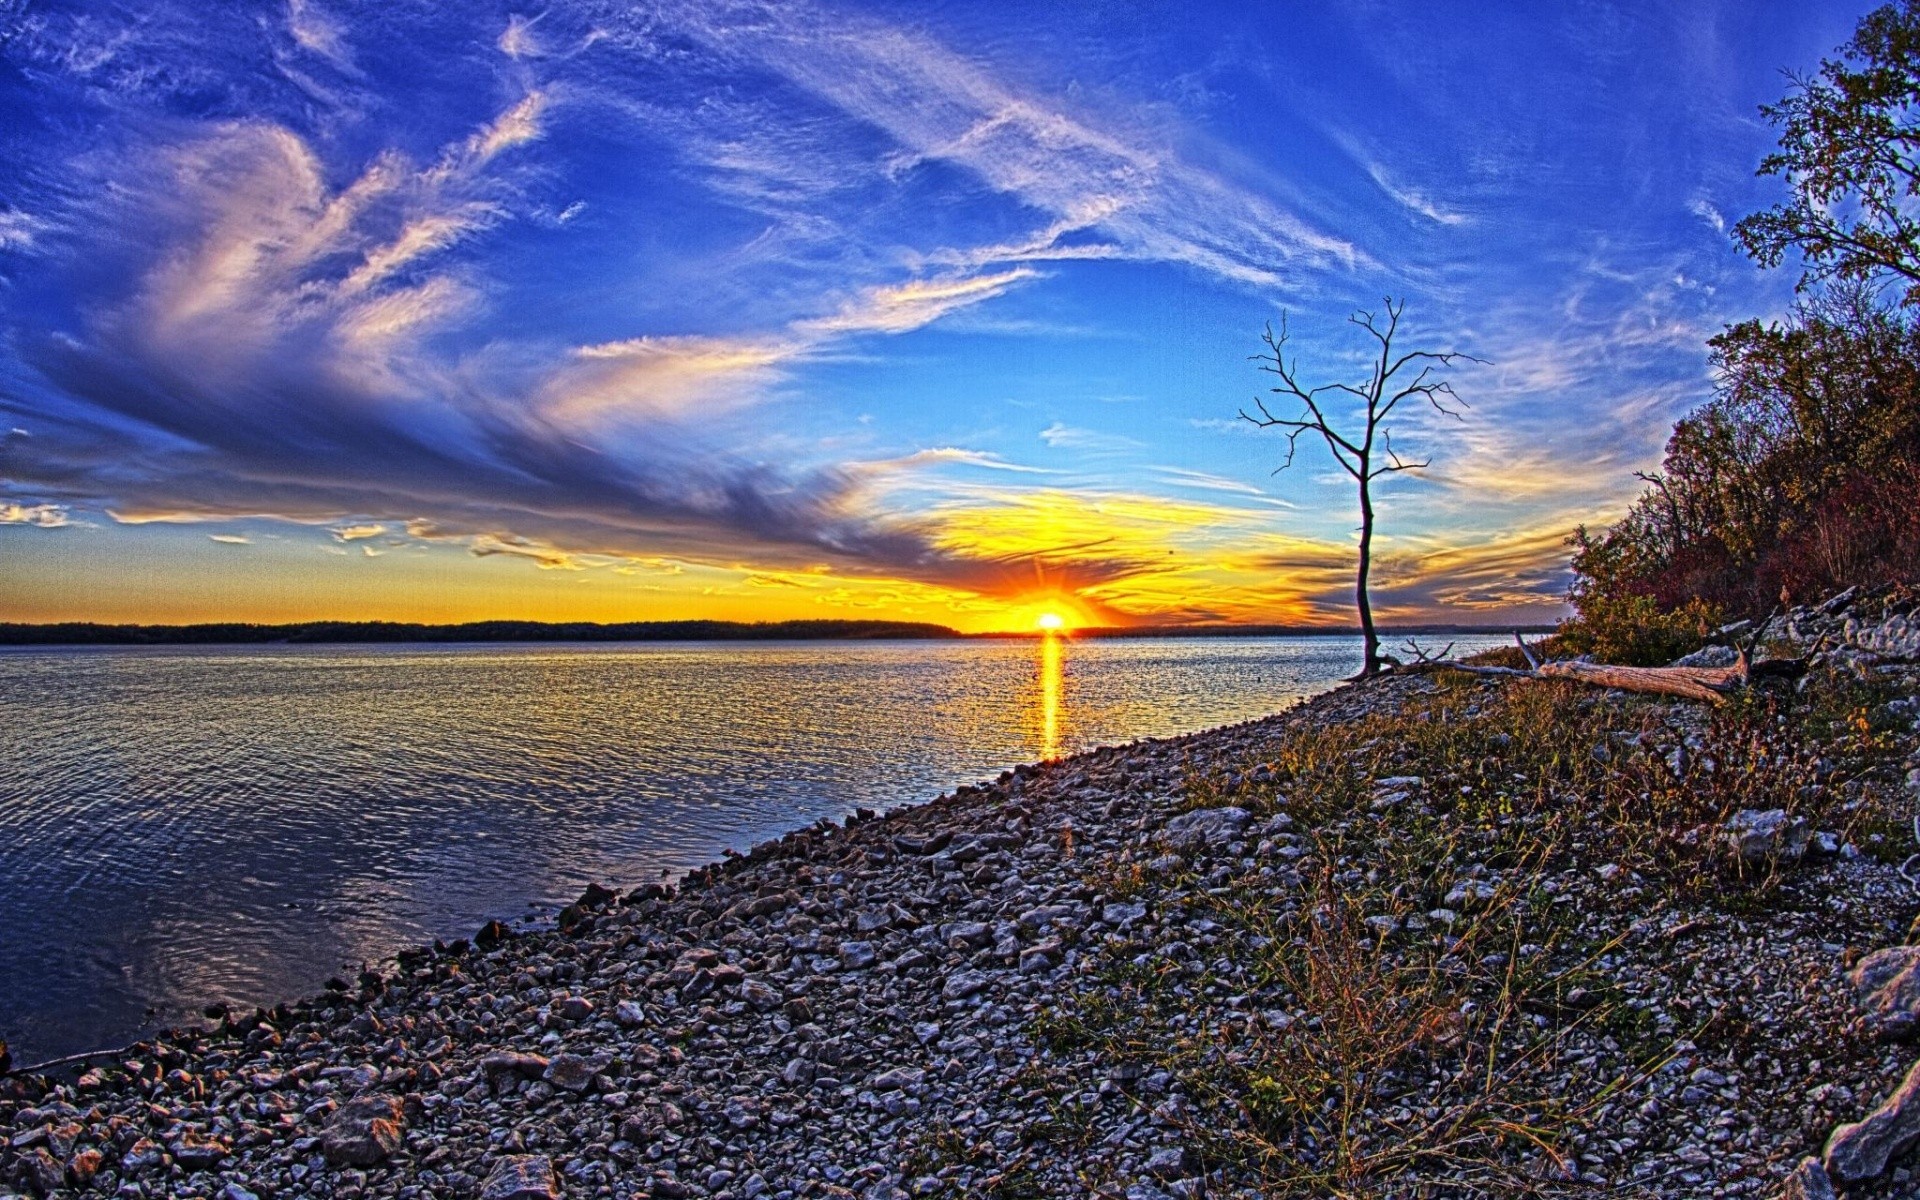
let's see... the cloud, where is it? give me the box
[1039,422,1143,452]
[0,210,48,253]
[329,522,386,541]
[799,268,1040,336]
[498,13,545,60]
[609,0,1366,293]
[468,533,590,570]
[1360,159,1469,226]
[208,533,251,544]
[286,0,354,70]
[0,502,71,528]
[544,335,795,422]
[859,448,1051,476]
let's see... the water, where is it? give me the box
[0,633,1505,1062]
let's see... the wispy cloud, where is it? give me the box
[208,533,251,544]
[600,0,1367,293]
[1039,422,1142,453]
[799,268,1041,336]
[1358,156,1469,226]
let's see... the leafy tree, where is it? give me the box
[1241,299,1478,678]
[1566,3,1920,639]
[1735,0,1920,304]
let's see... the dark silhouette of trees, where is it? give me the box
[1242,299,1478,678]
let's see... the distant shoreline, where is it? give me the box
[0,618,1555,646]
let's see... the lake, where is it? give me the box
[0,633,1506,1062]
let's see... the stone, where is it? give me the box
[1146,1145,1189,1178]
[481,1051,551,1081]
[1778,1157,1836,1200]
[321,1094,405,1166]
[67,1148,103,1185]
[544,1053,595,1092]
[14,1147,60,1196]
[943,921,992,949]
[614,999,647,1026]
[480,1153,561,1200]
[740,979,782,1010]
[1019,940,1062,973]
[1852,946,1920,1040]
[553,994,595,1021]
[942,969,991,1001]
[1825,1058,1920,1181]
[1725,809,1812,864]
[1671,644,1739,668]
[1443,880,1498,909]
[1164,806,1252,850]
[168,1132,230,1168]
[839,941,879,970]
[120,1138,165,1174]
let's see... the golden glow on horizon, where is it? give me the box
[2,489,1581,629]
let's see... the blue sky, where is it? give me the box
[0,0,1868,628]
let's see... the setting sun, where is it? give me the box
[1036,612,1066,631]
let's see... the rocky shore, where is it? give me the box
[11,589,1920,1197]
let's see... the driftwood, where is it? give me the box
[1535,655,1747,705]
[1391,634,1775,706]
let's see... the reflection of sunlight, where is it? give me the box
[1036,631,1062,760]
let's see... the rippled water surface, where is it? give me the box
[0,634,1505,1061]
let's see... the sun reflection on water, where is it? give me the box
[1036,631,1063,760]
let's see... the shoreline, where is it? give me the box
[5,600,1920,1196]
[0,623,1554,649]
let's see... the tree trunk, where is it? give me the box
[1356,477,1379,677]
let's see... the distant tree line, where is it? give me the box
[0,619,963,646]
[1565,1,1920,662]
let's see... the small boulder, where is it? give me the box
[321,1094,405,1167]
[740,979,781,1011]
[1165,806,1252,850]
[480,1051,550,1082]
[1671,644,1739,668]
[1825,1058,1920,1181]
[480,1154,561,1200]
[942,969,991,1001]
[168,1132,230,1169]
[1779,1157,1837,1200]
[543,1053,595,1093]
[838,941,878,970]
[1851,946,1920,1040]
[1443,880,1498,909]
[1724,809,1811,864]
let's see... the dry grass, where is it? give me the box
[1035,667,1910,1197]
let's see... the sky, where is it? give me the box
[0,0,1871,631]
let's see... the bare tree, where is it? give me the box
[1241,298,1478,678]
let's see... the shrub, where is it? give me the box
[1554,595,1718,667]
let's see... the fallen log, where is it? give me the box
[1535,654,1747,705]
[1391,639,1764,705]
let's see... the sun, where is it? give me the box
[1035,611,1066,631]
